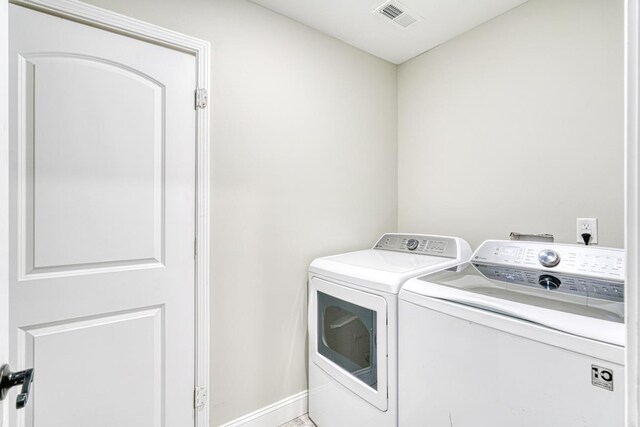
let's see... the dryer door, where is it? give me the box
[309,277,388,411]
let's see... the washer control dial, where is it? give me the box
[407,239,419,251]
[538,249,560,268]
[538,274,561,290]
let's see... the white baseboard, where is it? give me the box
[218,390,308,427]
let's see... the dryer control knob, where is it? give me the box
[407,239,419,251]
[538,249,560,268]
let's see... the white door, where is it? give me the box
[5,5,197,426]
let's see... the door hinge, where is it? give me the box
[195,88,208,109]
[194,387,207,409]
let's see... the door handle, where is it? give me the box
[0,364,34,409]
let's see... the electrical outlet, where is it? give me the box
[576,218,598,245]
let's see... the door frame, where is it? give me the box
[627,0,640,425]
[0,1,211,426]
[1,0,8,425]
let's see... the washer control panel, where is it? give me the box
[473,240,624,282]
[374,234,458,258]
[473,263,624,302]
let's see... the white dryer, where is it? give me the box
[399,240,625,427]
[308,233,472,427]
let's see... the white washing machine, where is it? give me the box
[308,233,472,427]
[399,240,625,427]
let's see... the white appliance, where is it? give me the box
[399,240,625,427]
[308,233,472,427]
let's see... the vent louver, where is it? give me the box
[374,1,422,29]
[380,4,403,20]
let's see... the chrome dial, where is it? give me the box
[407,239,419,251]
[538,274,561,290]
[538,249,560,268]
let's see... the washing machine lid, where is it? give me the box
[401,262,625,346]
[310,249,462,294]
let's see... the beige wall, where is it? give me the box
[61,0,624,423]
[81,0,398,424]
[398,0,624,250]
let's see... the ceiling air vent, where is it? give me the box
[374,0,422,29]
[380,3,403,20]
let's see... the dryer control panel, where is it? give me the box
[473,240,624,282]
[374,234,458,258]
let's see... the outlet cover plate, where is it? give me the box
[577,218,598,245]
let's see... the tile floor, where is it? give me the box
[280,414,316,426]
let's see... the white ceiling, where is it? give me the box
[248,0,530,64]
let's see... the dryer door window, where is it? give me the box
[309,277,388,411]
[318,291,377,389]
